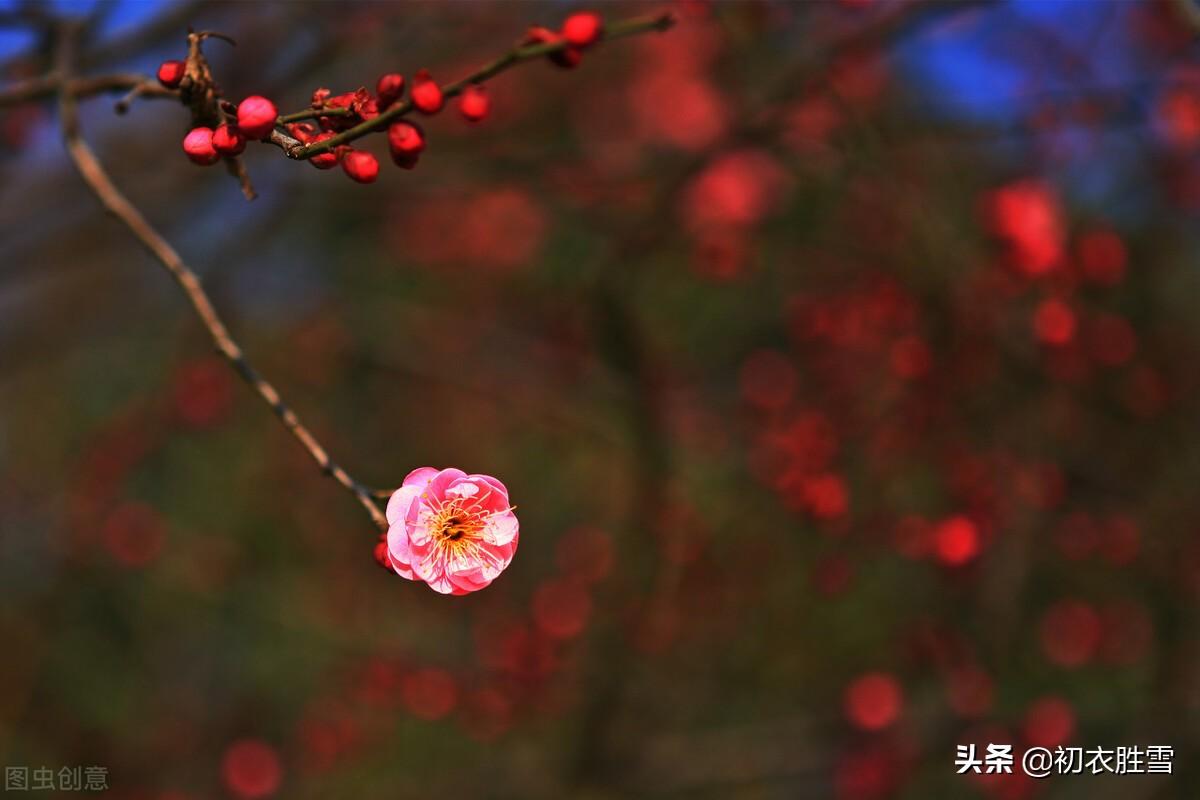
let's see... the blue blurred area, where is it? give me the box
[0,0,175,59]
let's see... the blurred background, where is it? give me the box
[2,0,1200,797]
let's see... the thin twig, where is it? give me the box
[53,24,388,532]
[269,11,675,159]
[0,71,175,107]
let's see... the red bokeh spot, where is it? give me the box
[985,180,1064,276]
[531,578,592,639]
[803,472,850,520]
[682,149,787,232]
[1023,695,1075,748]
[844,672,903,731]
[172,357,234,429]
[933,516,980,566]
[221,739,282,800]
[1039,599,1102,668]
[1032,298,1076,345]
[400,668,458,720]
[1156,87,1200,148]
[101,502,166,568]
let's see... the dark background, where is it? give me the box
[2,0,1200,798]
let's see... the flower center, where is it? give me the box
[435,504,484,544]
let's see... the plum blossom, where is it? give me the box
[386,467,519,594]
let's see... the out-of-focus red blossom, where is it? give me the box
[400,668,458,720]
[799,472,850,520]
[171,357,234,429]
[1039,599,1102,668]
[933,515,980,566]
[555,526,614,584]
[295,705,360,772]
[1076,228,1127,285]
[532,577,592,639]
[829,51,887,108]
[101,502,166,568]
[460,686,514,741]
[221,739,283,800]
[788,277,917,351]
[844,672,903,731]
[1155,86,1200,148]
[353,657,404,707]
[1084,312,1137,366]
[834,744,902,800]
[681,149,788,232]
[738,349,798,411]
[784,95,842,155]
[396,187,546,272]
[475,618,559,680]
[945,665,994,717]
[985,180,1064,276]
[1032,297,1076,345]
[1023,696,1075,748]
[627,18,726,151]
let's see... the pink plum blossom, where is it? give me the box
[386,467,519,594]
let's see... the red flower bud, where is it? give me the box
[374,538,391,569]
[342,149,379,183]
[286,121,319,143]
[309,133,339,170]
[157,60,186,89]
[411,69,444,114]
[376,72,405,108]
[211,123,246,156]
[524,26,582,69]
[387,121,426,156]
[459,85,489,122]
[562,12,603,48]
[236,95,278,140]
[182,127,219,165]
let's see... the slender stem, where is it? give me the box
[276,105,354,125]
[0,71,175,107]
[275,11,674,159]
[54,28,388,532]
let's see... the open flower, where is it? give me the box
[386,467,519,594]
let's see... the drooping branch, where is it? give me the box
[52,22,388,532]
